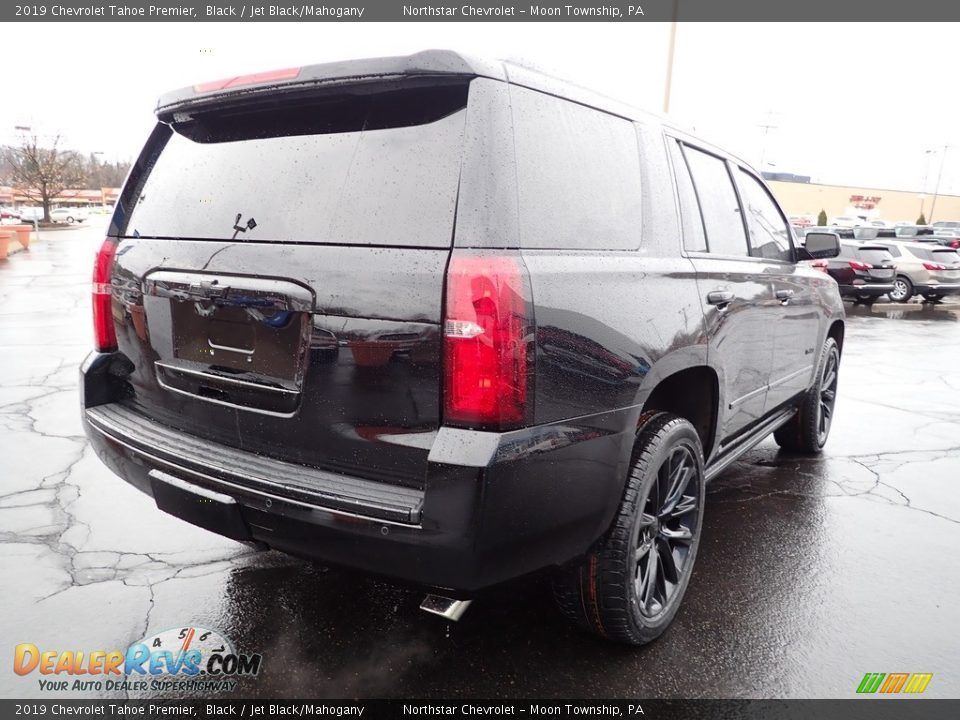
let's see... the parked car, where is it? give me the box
[830,215,864,228]
[17,207,43,222]
[50,207,88,224]
[895,225,936,238]
[79,51,845,645]
[931,220,960,231]
[810,241,896,304]
[932,229,960,249]
[872,240,960,302]
[0,207,20,220]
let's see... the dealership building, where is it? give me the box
[0,186,120,209]
[765,175,960,224]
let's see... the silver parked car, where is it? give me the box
[872,240,960,302]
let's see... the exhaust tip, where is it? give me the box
[420,594,472,622]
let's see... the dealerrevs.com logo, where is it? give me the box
[13,626,262,693]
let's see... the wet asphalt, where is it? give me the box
[1,220,958,700]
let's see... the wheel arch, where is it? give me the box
[639,364,720,462]
[827,318,845,355]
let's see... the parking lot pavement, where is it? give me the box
[1,225,959,700]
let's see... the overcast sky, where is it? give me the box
[4,22,959,197]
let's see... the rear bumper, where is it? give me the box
[839,282,894,297]
[81,352,636,594]
[915,282,960,295]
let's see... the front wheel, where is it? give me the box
[888,276,913,303]
[774,337,840,454]
[552,412,705,645]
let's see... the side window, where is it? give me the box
[682,145,749,257]
[667,140,707,253]
[839,245,855,259]
[510,86,643,250]
[882,244,901,257]
[736,169,794,262]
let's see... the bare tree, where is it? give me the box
[4,133,87,223]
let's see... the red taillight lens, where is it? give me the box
[93,238,118,352]
[812,260,829,273]
[922,262,947,271]
[848,261,874,271]
[443,254,532,429]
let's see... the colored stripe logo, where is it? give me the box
[857,672,933,694]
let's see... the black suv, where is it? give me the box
[81,51,845,645]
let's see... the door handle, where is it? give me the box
[706,290,734,306]
[775,289,795,304]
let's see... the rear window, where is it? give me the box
[931,249,960,262]
[857,247,892,265]
[121,85,469,246]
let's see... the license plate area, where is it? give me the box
[149,469,252,541]
[143,271,314,415]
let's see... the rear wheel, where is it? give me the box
[856,294,877,305]
[552,412,705,645]
[923,293,944,303]
[888,276,913,303]
[774,337,840,454]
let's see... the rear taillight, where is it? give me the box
[848,261,874,271]
[812,260,830,273]
[93,238,118,352]
[922,262,947,271]
[443,253,532,429]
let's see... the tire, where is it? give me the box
[552,412,706,645]
[774,337,840,454]
[66,216,75,224]
[888,276,913,303]
[923,293,944,303]
[855,294,876,306]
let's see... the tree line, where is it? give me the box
[1,134,131,222]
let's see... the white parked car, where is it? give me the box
[17,207,43,222]
[50,207,89,224]
[830,215,864,228]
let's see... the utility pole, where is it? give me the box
[662,2,678,114]
[757,112,779,171]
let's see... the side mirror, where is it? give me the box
[804,231,841,259]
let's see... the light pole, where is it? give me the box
[662,2,679,114]
[919,149,933,220]
[929,145,950,223]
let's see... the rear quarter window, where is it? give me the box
[510,86,642,250]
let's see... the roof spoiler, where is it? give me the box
[155,50,504,120]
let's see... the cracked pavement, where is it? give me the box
[1,220,959,699]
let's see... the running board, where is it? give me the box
[705,408,796,482]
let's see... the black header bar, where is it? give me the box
[6,0,960,22]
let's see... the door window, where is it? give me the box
[736,170,794,262]
[682,146,749,257]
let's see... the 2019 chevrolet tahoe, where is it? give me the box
[81,51,845,645]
